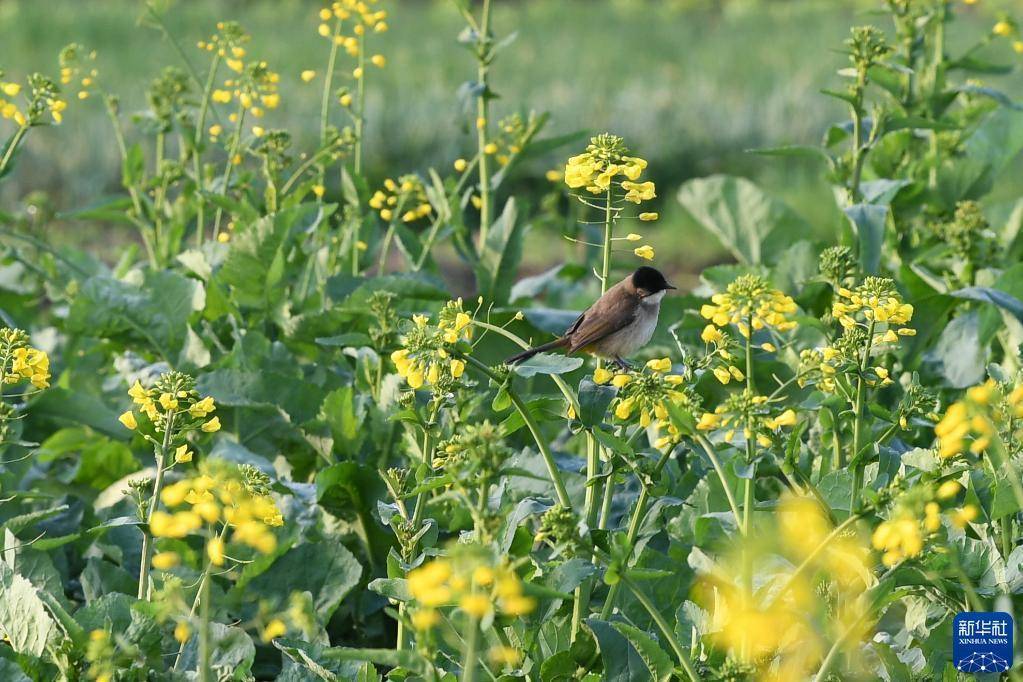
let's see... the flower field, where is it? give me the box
[3,0,1023,680]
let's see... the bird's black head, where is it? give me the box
[631,266,676,297]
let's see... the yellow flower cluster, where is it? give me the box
[700,274,798,338]
[935,379,1022,458]
[0,69,65,127]
[117,371,220,437]
[871,483,978,567]
[0,328,50,390]
[832,277,914,335]
[696,389,797,447]
[599,358,694,449]
[390,300,473,390]
[484,113,532,168]
[407,552,535,629]
[152,463,284,564]
[315,0,388,63]
[564,133,656,204]
[369,175,432,223]
[699,497,870,673]
[58,43,99,102]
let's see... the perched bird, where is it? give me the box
[507,266,676,366]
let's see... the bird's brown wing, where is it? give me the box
[566,288,638,353]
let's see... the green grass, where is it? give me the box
[1,0,1019,273]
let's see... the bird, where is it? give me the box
[507,266,676,367]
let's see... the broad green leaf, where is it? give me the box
[177,622,255,680]
[476,197,525,304]
[586,618,658,682]
[0,562,59,658]
[241,540,362,622]
[927,311,986,388]
[843,204,887,275]
[611,622,674,682]
[577,378,615,427]
[511,353,583,378]
[677,174,809,265]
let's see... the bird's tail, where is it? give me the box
[506,338,569,364]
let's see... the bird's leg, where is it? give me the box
[613,356,634,371]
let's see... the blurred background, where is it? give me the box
[1,0,1021,281]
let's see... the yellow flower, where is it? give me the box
[174,621,191,644]
[936,480,962,500]
[634,245,655,260]
[353,67,363,79]
[765,409,797,429]
[311,184,326,198]
[411,608,439,631]
[646,357,672,373]
[489,646,523,667]
[639,212,659,221]
[713,367,732,384]
[261,618,287,642]
[460,593,493,618]
[371,54,386,68]
[483,142,498,155]
[318,8,333,21]
[1015,41,1023,54]
[118,411,138,430]
[212,89,232,103]
[201,416,221,433]
[1,83,21,97]
[454,158,468,172]
[152,552,180,570]
[207,537,226,566]
[950,505,979,528]
[318,23,332,37]
[175,444,193,463]
[621,180,656,204]
[545,169,563,182]
[450,359,465,378]
[252,125,265,137]
[159,392,178,410]
[593,367,614,385]
[994,21,1013,37]
[611,374,631,388]
[701,324,723,345]
[301,69,316,82]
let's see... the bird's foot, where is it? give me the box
[612,356,635,371]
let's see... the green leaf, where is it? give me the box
[928,311,986,388]
[577,378,615,427]
[676,174,809,265]
[611,622,674,682]
[66,270,204,360]
[238,540,362,624]
[843,204,887,275]
[0,562,59,658]
[950,286,1023,327]
[511,353,583,378]
[122,143,145,186]
[177,622,255,680]
[586,618,660,682]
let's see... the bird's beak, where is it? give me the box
[666,283,678,290]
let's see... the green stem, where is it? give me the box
[599,448,672,619]
[474,0,492,255]
[212,104,246,240]
[462,355,570,508]
[694,435,742,529]
[138,412,176,600]
[0,125,28,179]
[318,19,342,188]
[621,577,700,682]
[354,33,366,175]
[850,320,875,505]
[193,54,221,247]
[571,434,600,641]
[199,553,212,682]
[462,617,480,682]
